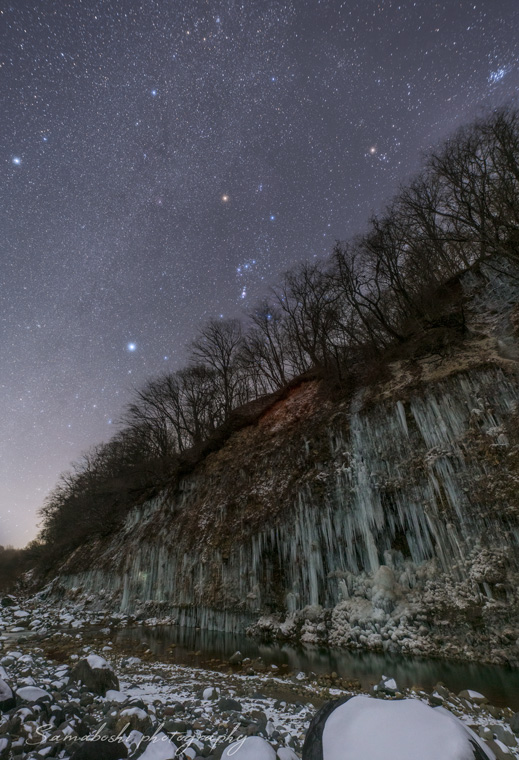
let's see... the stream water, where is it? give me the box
[115,624,519,710]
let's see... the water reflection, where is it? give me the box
[115,624,519,709]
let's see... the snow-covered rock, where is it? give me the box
[105,689,129,703]
[71,654,119,695]
[0,678,15,712]
[136,733,177,760]
[302,695,494,759]
[459,690,488,705]
[16,686,52,702]
[202,686,220,700]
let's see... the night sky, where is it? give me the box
[2,0,519,548]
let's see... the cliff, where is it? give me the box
[49,260,519,665]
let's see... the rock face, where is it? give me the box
[302,695,493,760]
[48,261,519,663]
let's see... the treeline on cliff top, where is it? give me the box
[28,106,519,571]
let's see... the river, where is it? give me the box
[115,624,519,710]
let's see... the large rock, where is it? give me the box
[115,706,152,735]
[71,654,119,696]
[137,733,177,759]
[217,696,242,712]
[458,690,488,705]
[16,686,52,703]
[302,695,493,759]
[0,680,15,712]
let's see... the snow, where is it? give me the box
[105,689,128,702]
[322,696,491,760]
[16,686,51,702]
[467,690,486,699]
[137,732,177,759]
[86,653,110,670]
[223,736,276,758]
[120,706,148,719]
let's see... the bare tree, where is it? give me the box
[189,318,248,418]
[270,261,342,372]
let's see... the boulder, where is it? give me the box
[137,732,178,759]
[458,690,488,705]
[509,712,519,734]
[202,686,220,700]
[376,675,398,695]
[115,706,152,735]
[493,724,517,747]
[302,695,494,759]
[217,697,242,712]
[0,680,15,713]
[71,655,119,696]
[16,686,52,703]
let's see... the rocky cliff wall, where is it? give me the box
[50,262,519,664]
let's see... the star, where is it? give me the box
[12,157,22,165]
[222,194,229,202]
[127,342,136,352]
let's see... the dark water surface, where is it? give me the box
[115,624,519,710]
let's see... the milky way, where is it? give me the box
[2,0,519,546]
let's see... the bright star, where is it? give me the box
[222,194,229,202]
[12,157,21,165]
[127,342,136,352]
[151,89,157,97]
[369,146,377,155]
[270,214,275,221]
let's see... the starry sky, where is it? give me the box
[2,0,519,548]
